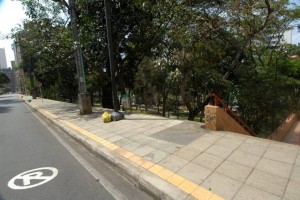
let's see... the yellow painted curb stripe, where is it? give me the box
[37,106,224,200]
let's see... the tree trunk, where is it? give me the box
[162,96,166,117]
[29,73,36,99]
[188,110,195,121]
[90,91,94,106]
[101,82,114,109]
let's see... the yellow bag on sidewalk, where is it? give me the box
[101,112,112,123]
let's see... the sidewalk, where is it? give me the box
[22,96,300,200]
[283,121,300,145]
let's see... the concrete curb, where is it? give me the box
[24,100,189,200]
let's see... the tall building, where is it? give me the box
[0,48,8,69]
[11,42,22,65]
[254,30,293,47]
[267,30,292,46]
[11,61,19,92]
[11,42,24,93]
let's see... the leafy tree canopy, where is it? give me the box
[0,73,10,87]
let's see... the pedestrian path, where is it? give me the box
[283,121,300,145]
[22,96,300,200]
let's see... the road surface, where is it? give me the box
[0,94,152,200]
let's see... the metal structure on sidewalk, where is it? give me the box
[210,93,256,136]
[69,0,92,114]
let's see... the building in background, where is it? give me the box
[283,29,293,44]
[11,61,20,93]
[268,30,293,46]
[11,42,22,65]
[254,30,293,47]
[11,42,24,93]
[0,48,8,69]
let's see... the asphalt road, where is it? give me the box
[0,94,152,200]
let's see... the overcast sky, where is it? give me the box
[0,0,26,67]
[1,0,300,68]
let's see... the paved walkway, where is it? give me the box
[21,95,300,200]
[283,121,300,145]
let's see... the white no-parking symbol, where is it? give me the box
[8,167,58,190]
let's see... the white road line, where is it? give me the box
[26,103,128,200]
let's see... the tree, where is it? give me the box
[14,0,300,137]
[0,72,10,87]
[13,0,77,102]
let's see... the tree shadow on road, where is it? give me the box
[0,99,21,105]
[0,192,5,200]
[0,106,12,114]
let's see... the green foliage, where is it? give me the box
[0,72,10,87]
[13,0,77,101]
[13,0,300,137]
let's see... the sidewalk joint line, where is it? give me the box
[31,102,224,200]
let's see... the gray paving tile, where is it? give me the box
[199,132,225,143]
[90,129,106,135]
[201,172,242,200]
[245,137,270,147]
[101,132,116,139]
[81,124,97,130]
[159,154,189,172]
[205,144,233,159]
[283,180,300,200]
[186,140,214,152]
[215,137,243,151]
[264,147,297,165]
[111,128,128,134]
[192,152,224,170]
[233,184,281,200]
[107,135,125,142]
[237,142,268,157]
[223,132,248,142]
[227,150,261,168]
[216,160,252,182]
[122,141,142,151]
[246,169,288,196]
[114,138,132,147]
[143,127,165,135]
[143,149,170,163]
[151,127,203,145]
[133,145,156,157]
[134,126,151,133]
[130,134,144,141]
[295,154,300,167]
[120,131,136,138]
[86,125,101,132]
[269,142,299,154]
[174,147,202,161]
[177,162,212,184]
[256,158,293,178]
[138,137,182,154]
[290,165,300,183]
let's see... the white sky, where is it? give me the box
[0,0,26,68]
[1,0,300,68]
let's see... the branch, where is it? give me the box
[51,0,70,11]
[223,0,275,79]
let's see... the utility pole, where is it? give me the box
[104,0,124,121]
[29,57,36,99]
[69,0,92,114]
